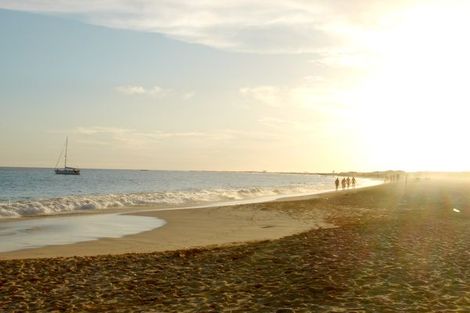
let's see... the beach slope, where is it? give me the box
[1,180,469,312]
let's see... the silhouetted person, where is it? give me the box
[335,177,340,191]
[341,178,346,190]
[352,177,356,188]
[346,177,351,188]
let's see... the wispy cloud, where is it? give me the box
[114,85,196,101]
[70,127,204,151]
[240,78,348,111]
[240,86,286,107]
[0,0,416,54]
[258,117,313,132]
[182,91,195,101]
[70,126,276,149]
[75,126,133,136]
[115,85,167,97]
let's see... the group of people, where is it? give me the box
[335,176,356,190]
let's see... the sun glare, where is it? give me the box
[348,2,470,171]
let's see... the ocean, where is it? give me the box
[0,168,378,219]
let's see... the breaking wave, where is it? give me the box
[0,185,328,218]
[0,176,382,218]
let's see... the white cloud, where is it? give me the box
[0,0,420,54]
[182,91,195,101]
[115,85,167,97]
[73,126,207,148]
[240,86,285,107]
[114,85,196,100]
[240,79,347,111]
[75,126,132,135]
[258,117,312,132]
[115,85,146,95]
[71,126,275,148]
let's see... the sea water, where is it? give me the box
[0,168,380,253]
[0,168,379,218]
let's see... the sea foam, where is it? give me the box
[0,169,381,218]
[0,185,319,218]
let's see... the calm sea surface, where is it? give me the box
[0,168,378,218]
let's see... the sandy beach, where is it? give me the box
[1,179,469,312]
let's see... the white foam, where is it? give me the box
[0,213,166,252]
[0,179,381,218]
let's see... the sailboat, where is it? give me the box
[55,137,80,175]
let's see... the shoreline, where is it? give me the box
[0,203,332,260]
[0,179,381,222]
[0,176,381,221]
[0,195,333,260]
[0,183,379,259]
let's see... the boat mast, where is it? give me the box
[64,136,68,168]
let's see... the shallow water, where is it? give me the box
[0,213,166,252]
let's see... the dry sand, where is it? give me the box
[1,180,469,312]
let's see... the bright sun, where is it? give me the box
[347,2,470,171]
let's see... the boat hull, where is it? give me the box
[55,168,80,175]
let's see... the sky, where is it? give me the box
[1,0,470,172]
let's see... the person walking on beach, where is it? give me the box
[352,177,356,188]
[346,177,351,188]
[335,177,340,191]
[341,178,346,190]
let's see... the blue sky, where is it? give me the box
[1,1,470,171]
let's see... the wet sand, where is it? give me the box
[0,203,331,259]
[1,180,469,312]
